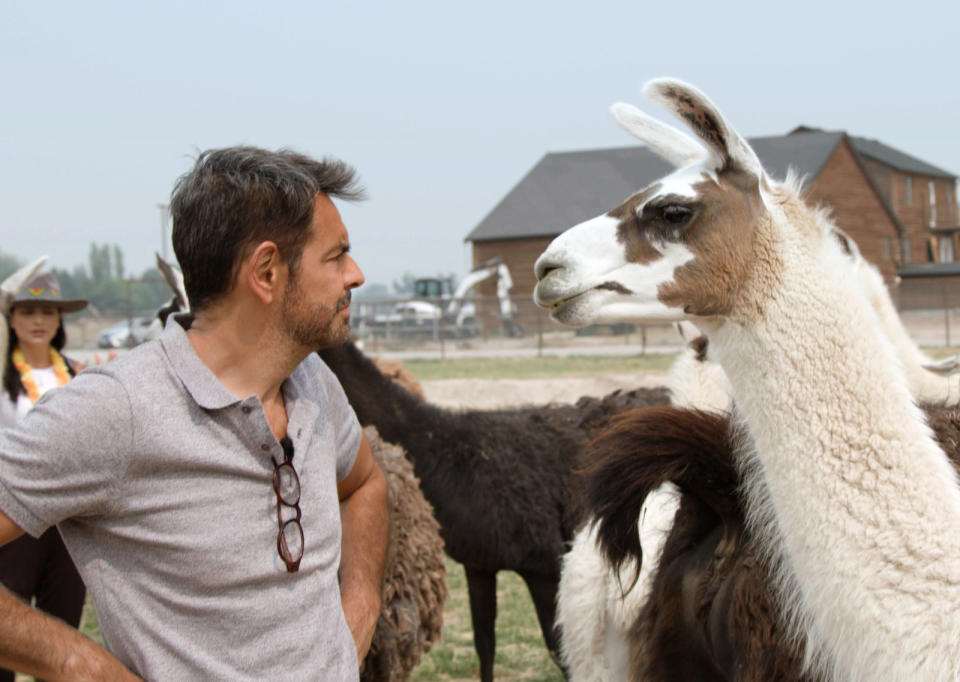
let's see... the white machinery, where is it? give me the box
[419,258,517,329]
[377,258,523,338]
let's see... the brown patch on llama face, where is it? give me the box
[609,183,665,265]
[597,281,633,295]
[690,335,709,362]
[656,169,777,321]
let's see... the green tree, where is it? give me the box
[113,245,125,280]
[0,249,23,282]
[89,243,111,283]
[138,267,171,309]
[49,244,168,315]
[50,266,90,303]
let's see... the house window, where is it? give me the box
[905,176,913,205]
[946,180,960,225]
[939,236,955,263]
[901,238,912,262]
[883,237,892,260]
[930,181,937,227]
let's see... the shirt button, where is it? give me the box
[261,444,270,451]
[241,406,252,415]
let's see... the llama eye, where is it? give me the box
[662,205,693,225]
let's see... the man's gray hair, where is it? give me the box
[170,146,365,312]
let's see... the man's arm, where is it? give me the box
[337,432,388,667]
[0,510,140,681]
[0,509,23,547]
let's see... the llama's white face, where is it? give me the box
[535,164,764,326]
[533,168,704,325]
[534,78,770,327]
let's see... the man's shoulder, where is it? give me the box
[79,340,172,396]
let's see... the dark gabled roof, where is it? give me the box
[466,128,956,243]
[851,137,955,179]
[793,126,955,178]
[467,131,845,242]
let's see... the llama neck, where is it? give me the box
[707,248,960,680]
[318,344,441,450]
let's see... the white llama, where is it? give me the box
[559,240,957,679]
[535,79,960,681]
[848,241,960,405]
[560,268,959,680]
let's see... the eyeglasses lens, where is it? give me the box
[280,519,304,563]
[274,462,300,505]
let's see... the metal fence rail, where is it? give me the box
[352,294,684,359]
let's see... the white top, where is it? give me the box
[0,366,61,428]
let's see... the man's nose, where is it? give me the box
[346,255,365,289]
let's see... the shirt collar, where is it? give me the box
[158,313,244,410]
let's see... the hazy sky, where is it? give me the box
[2,1,958,291]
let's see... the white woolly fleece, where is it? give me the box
[706,212,960,682]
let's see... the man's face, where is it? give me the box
[281,194,365,350]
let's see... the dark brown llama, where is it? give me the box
[319,340,668,682]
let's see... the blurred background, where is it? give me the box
[2,0,958,356]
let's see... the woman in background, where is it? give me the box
[0,271,88,682]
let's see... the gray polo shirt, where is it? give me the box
[0,314,363,680]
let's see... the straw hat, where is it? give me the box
[10,272,88,313]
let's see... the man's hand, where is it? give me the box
[0,580,141,681]
[59,638,142,682]
[341,582,381,666]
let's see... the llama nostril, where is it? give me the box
[535,259,561,281]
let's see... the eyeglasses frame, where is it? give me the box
[273,437,304,573]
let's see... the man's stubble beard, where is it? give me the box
[281,278,352,351]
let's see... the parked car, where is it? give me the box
[96,317,155,348]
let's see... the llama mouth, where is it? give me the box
[534,278,593,308]
[546,290,602,326]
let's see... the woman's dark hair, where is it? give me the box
[4,312,70,403]
[170,146,365,313]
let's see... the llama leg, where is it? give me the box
[464,566,497,682]
[520,571,569,678]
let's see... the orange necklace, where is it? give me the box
[11,346,71,404]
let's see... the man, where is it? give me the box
[0,146,388,680]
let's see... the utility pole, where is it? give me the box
[157,203,170,262]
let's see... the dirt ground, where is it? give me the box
[420,372,669,410]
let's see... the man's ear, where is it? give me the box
[244,241,285,304]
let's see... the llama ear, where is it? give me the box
[830,227,862,263]
[610,102,707,168]
[155,253,189,312]
[643,78,763,177]
[674,320,703,342]
[923,355,960,375]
